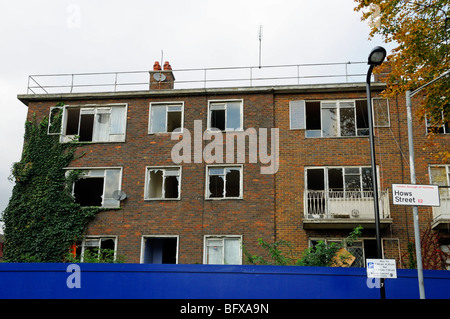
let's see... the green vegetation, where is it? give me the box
[244,226,363,267]
[1,108,100,262]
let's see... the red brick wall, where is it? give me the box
[273,88,449,265]
[23,85,449,265]
[25,92,276,263]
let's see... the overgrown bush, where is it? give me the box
[244,226,363,267]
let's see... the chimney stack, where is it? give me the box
[149,61,175,90]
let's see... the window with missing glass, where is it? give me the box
[206,166,242,199]
[69,167,122,208]
[145,166,181,200]
[52,104,127,143]
[306,166,374,198]
[289,98,390,137]
[208,100,243,131]
[79,236,117,262]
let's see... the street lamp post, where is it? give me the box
[366,46,387,300]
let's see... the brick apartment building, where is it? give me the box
[17,61,449,266]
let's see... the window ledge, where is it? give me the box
[305,135,370,139]
[144,198,181,201]
[205,197,243,200]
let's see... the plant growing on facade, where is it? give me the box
[1,108,100,262]
[402,223,450,270]
[244,226,363,267]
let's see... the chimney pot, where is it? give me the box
[153,61,161,71]
[163,61,172,70]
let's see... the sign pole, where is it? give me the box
[406,90,426,299]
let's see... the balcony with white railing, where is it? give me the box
[431,189,450,230]
[303,190,392,229]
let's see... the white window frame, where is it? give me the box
[66,167,123,208]
[47,106,64,135]
[207,99,244,132]
[203,235,242,265]
[144,166,182,200]
[148,102,184,134]
[205,164,243,200]
[305,166,380,195]
[80,235,118,262]
[290,98,389,136]
[429,165,450,195]
[56,103,128,143]
[139,235,179,264]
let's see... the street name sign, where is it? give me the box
[392,184,440,206]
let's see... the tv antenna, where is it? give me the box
[258,25,263,69]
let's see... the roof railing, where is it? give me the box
[26,61,374,94]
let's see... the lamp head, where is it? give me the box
[368,46,387,66]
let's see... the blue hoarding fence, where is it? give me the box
[0,263,449,299]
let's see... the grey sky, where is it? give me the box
[0,0,394,232]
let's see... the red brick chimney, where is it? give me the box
[149,61,175,90]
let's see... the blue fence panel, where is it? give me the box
[0,263,449,299]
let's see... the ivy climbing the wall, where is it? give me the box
[2,106,100,262]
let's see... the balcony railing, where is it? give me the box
[304,190,391,220]
[24,61,376,95]
[432,191,450,224]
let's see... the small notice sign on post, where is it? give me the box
[392,184,440,206]
[367,259,397,279]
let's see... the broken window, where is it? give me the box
[209,100,243,131]
[81,237,117,262]
[306,166,374,198]
[142,237,178,264]
[74,177,104,206]
[204,236,242,265]
[71,168,122,207]
[47,106,63,135]
[145,167,181,200]
[290,99,389,137]
[60,104,127,142]
[149,103,183,133]
[207,166,242,199]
